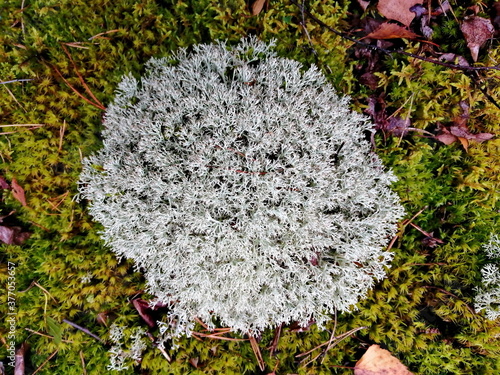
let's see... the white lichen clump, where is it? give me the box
[79,38,405,336]
[475,235,500,320]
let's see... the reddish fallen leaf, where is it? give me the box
[14,343,29,375]
[386,117,411,137]
[460,16,495,61]
[365,22,420,40]
[189,357,200,368]
[439,53,470,67]
[359,72,379,90]
[251,0,267,15]
[0,176,10,189]
[377,0,420,27]
[288,320,315,332]
[357,0,370,11]
[355,344,413,374]
[435,132,457,145]
[11,179,27,207]
[132,299,157,328]
[0,225,31,245]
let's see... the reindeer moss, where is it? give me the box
[0,0,499,374]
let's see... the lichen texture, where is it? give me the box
[78,38,405,336]
[475,235,500,320]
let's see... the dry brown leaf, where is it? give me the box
[132,298,157,328]
[251,0,267,15]
[11,179,27,207]
[365,22,420,40]
[435,132,457,145]
[460,16,494,61]
[377,0,421,27]
[355,345,413,375]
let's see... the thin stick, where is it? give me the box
[58,120,66,151]
[422,286,475,314]
[60,44,104,108]
[268,324,282,355]
[249,335,265,371]
[62,319,105,344]
[0,79,33,85]
[3,85,26,112]
[25,328,74,343]
[50,64,105,110]
[32,349,58,375]
[88,29,120,40]
[79,351,87,375]
[0,124,45,128]
[33,282,57,303]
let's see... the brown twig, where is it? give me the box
[290,0,500,72]
[32,349,58,375]
[79,351,87,375]
[25,328,74,343]
[50,63,105,110]
[60,44,104,108]
[249,335,266,371]
[88,29,120,40]
[422,286,475,314]
[268,324,283,355]
[62,319,105,344]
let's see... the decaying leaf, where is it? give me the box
[365,22,420,40]
[14,343,29,375]
[0,225,31,245]
[435,101,494,149]
[460,16,494,61]
[439,53,470,67]
[132,299,158,328]
[11,179,27,207]
[357,0,370,11]
[377,0,420,27]
[355,344,413,374]
[386,117,411,137]
[251,0,267,15]
[0,176,10,189]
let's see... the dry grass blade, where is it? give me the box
[249,335,265,371]
[88,29,120,40]
[51,63,105,110]
[60,44,104,108]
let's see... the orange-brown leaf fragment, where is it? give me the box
[365,22,420,40]
[377,0,421,27]
[11,179,27,206]
[355,345,413,375]
[460,16,494,61]
[251,0,267,15]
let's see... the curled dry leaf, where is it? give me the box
[364,22,420,40]
[355,344,413,375]
[377,0,421,27]
[132,298,158,328]
[460,16,494,62]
